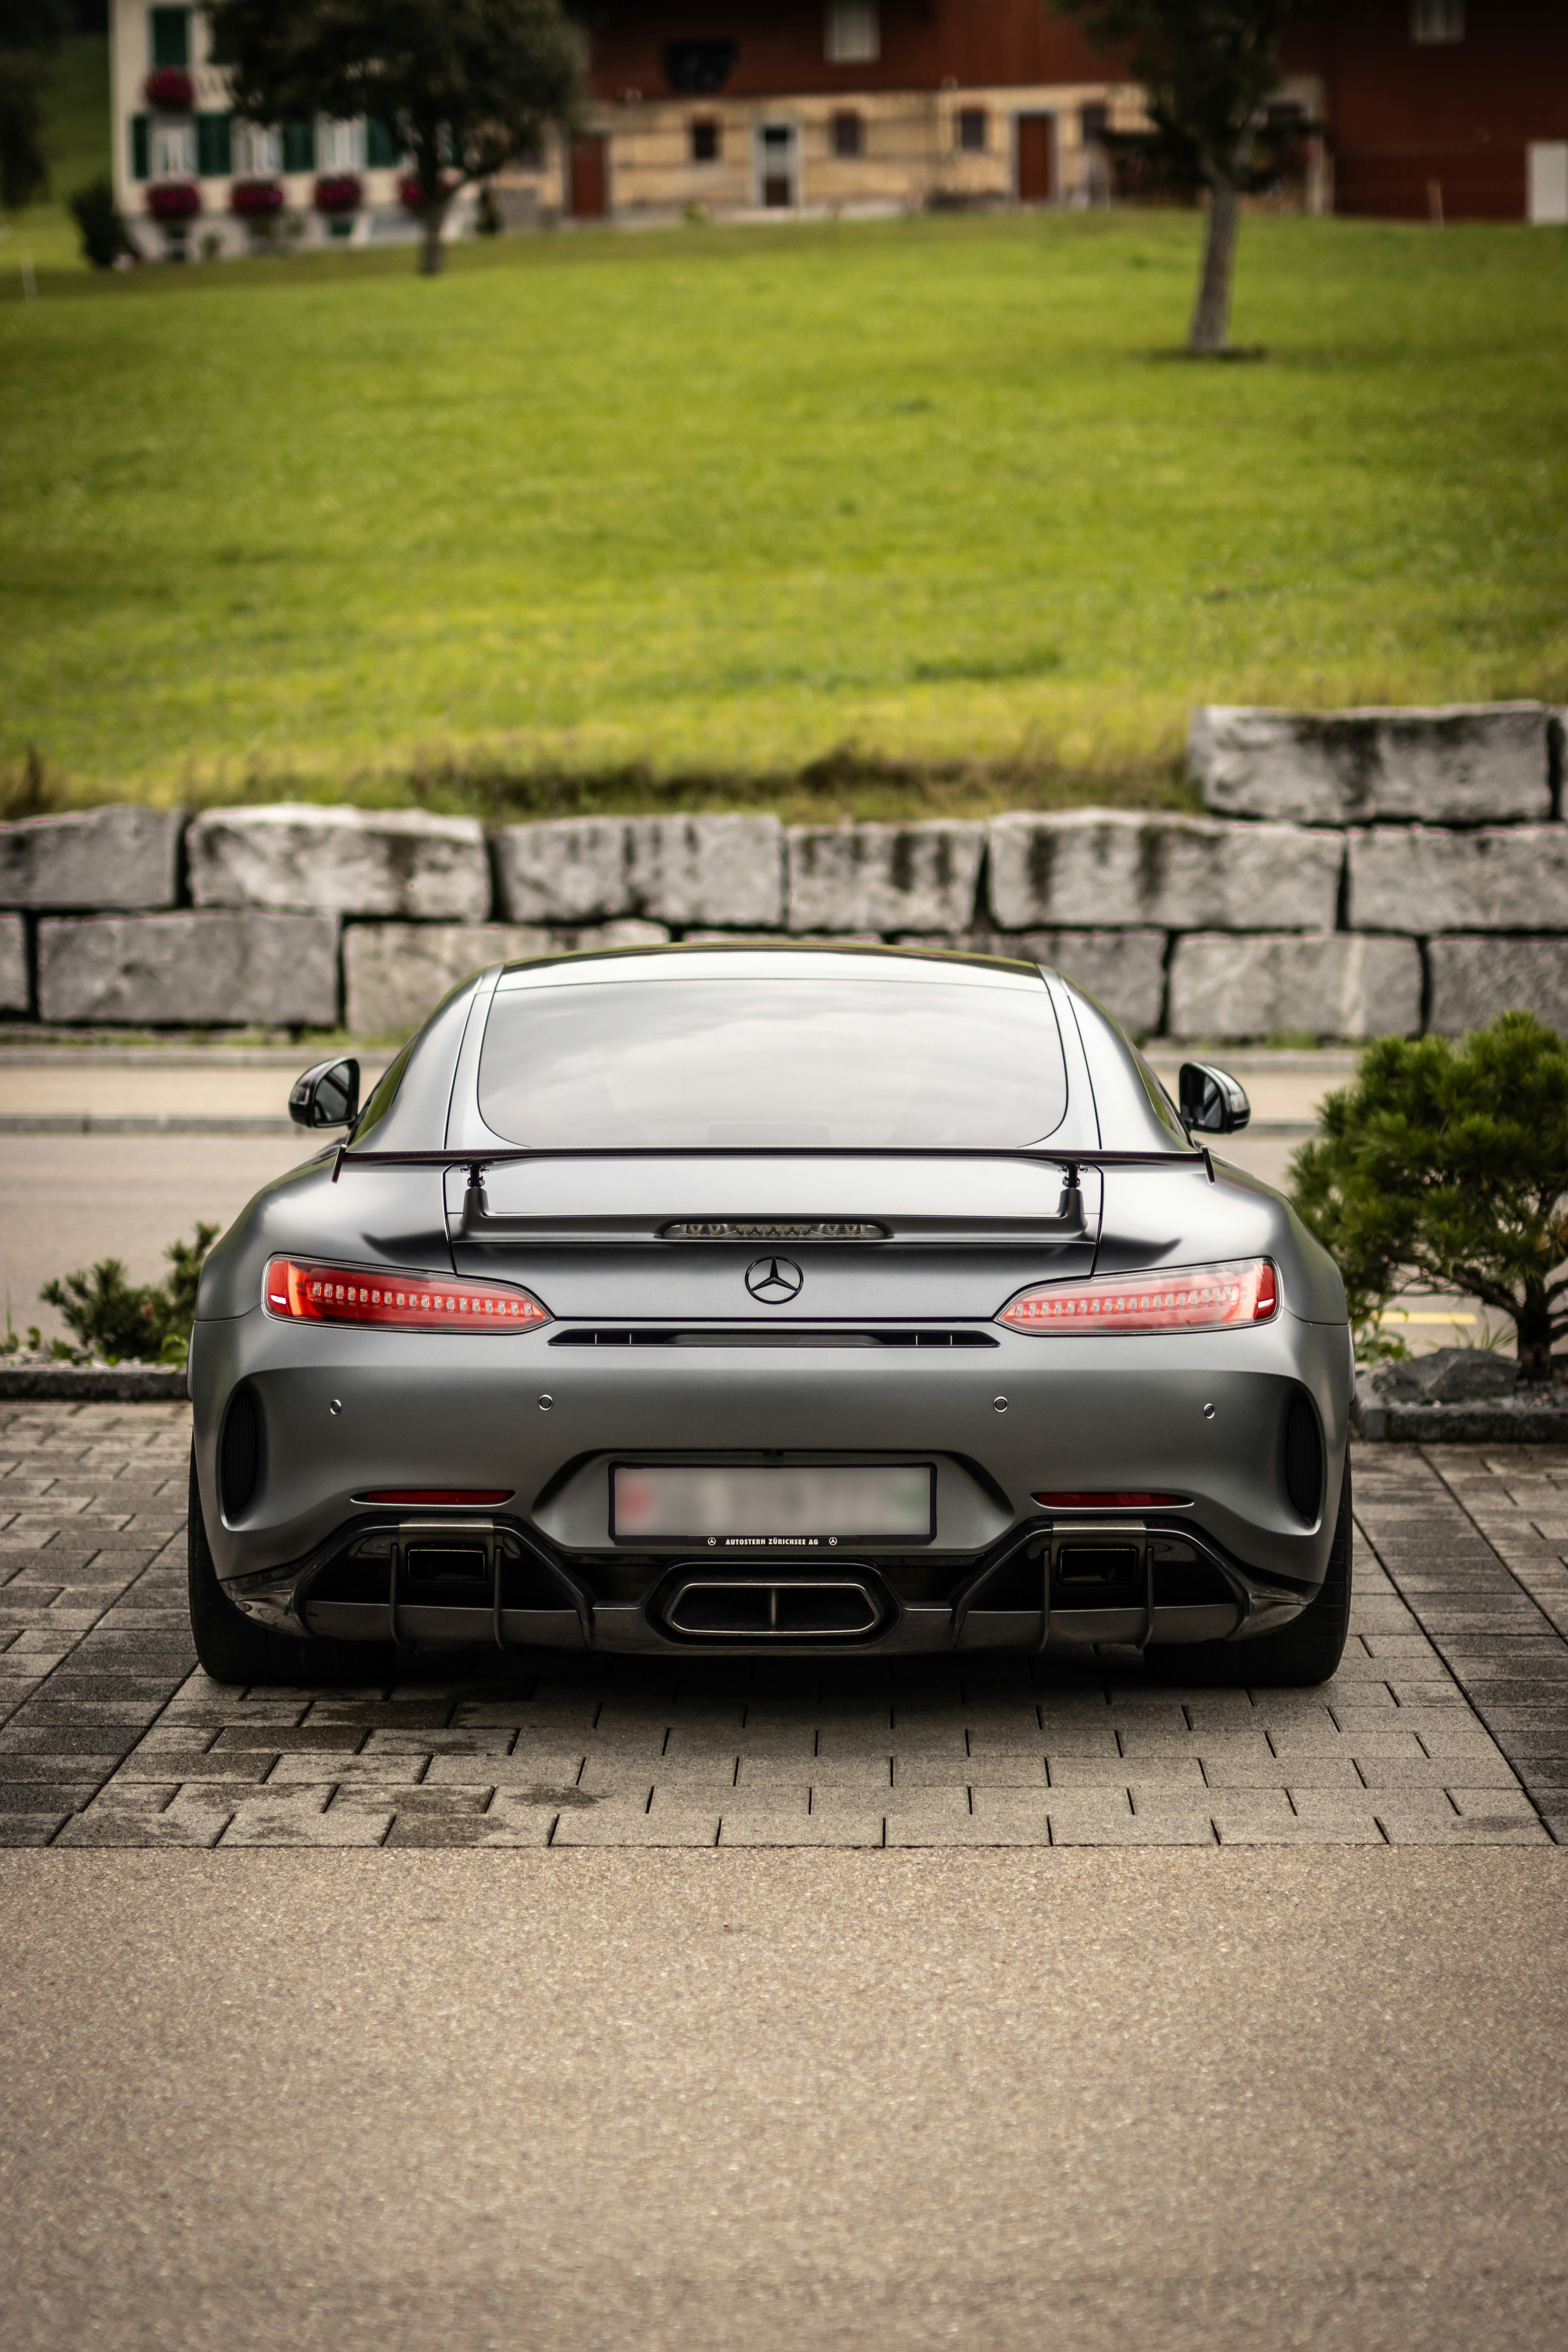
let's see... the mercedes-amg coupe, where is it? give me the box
[188,942,1353,1686]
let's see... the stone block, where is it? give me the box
[36,912,339,1027]
[1013,929,1166,1034]
[188,804,490,920]
[1347,824,1568,932]
[786,823,983,933]
[494,815,784,928]
[1427,937,1568,1034]
[1167,933,1421,1041]
[1190,703,1552,825]
[988,810,1342,932]
[0,913,26,1012]
[343,919,668,1038]
[0,805,183,910]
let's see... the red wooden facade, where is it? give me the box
[586,2,1113,103]
[1289,2,1568,221]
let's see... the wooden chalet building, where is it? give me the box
[109,0,1568,258]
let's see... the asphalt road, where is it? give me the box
[1,1847,1564,2352]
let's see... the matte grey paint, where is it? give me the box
[192,944,1350,1658]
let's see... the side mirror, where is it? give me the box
[1178,1061,1250,1136]
[289,1056,360,1130]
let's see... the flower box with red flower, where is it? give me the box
[147,179,201,222]
[399,171,457,213]
[144,67,194,113]
[231,177,285,219]
[314,172,362,216]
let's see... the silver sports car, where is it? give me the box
[188,943,1353,1687]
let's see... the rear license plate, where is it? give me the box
[610,1464,935,1546]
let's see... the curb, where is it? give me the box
[0,1367,189,1402]
[1354,1399,1568,1443]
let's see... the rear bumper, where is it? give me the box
[195,1303,1348,1658]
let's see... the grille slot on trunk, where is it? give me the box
[550,1327,998,1348]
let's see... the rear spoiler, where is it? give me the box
[328,1145,1216,1245]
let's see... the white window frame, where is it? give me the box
[232,121,283,177]
[317,117,367,173]
[150,119,197,179]
[1410,0,1463,43]
[825,3,879,66]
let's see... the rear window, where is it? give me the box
[478,972,1068,1149]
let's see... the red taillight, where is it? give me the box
[1033,1492,1185,1508]
[998,1257,1278,1336]
[360,1489,514,1505]
[264,1258,549,1333]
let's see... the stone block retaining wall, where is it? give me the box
[3,702,1564,1042]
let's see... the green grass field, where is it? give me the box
[3,183,1567,820]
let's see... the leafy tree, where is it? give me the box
[1289,1014,1568,1385]
[68,173,132,268]
[1048,1,1294,354]
[0,0,69,212]
[41,1221,221,1364]
[206,0,584,275]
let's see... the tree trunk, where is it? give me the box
[419,204,445,275]
[1189,174,1240,356]
[1516,1283,1555,1383]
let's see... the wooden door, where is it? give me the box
[569,133,609,218]
[1016,114,1055,204]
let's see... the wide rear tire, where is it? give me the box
[1144,1459,1353,1690]
[187,1448,392,1688]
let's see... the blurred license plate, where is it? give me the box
[610,1464,934,1545]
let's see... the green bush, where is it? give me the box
[67,173,130,269]
[1290,1012,1568,1383]
[35,1221,221,1366]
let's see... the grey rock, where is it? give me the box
[987,809,1342,932]
[0,805,183,910]
[0,913,26,1013]
[882,931,1166,1034]
[37,913,340,1027]
[1348,824,1568,932]
[188,805,491,921]
[1368,1349,1516,1405]
[1190,703,1552,826]
[344,920,668,1039]
[494,815,784,928]
[1020,929,1167,1034]
[1167,933,1421,1041]
[786,824,983,934]
[1427,937,1568,1035]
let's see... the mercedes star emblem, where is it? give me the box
[745,1255,803,1304]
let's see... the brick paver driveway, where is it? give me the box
[2,1403,1564,1851]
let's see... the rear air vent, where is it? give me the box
[549,1326,998,1349]
[1282,1393,1323,1524]
[220,1387,261,1519]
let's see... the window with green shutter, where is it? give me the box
[196,114,232,177]
[149,7,190,67]
[131,114,149,179]
[365,117,400,168]
[281,120,316,172]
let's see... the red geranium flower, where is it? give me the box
[230,178,285,218]
[147,178,201,221]
[314,172,362,215]
[144,67,194,113]
[399,171,457,213]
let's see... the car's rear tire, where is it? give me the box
[187,1447,392,1688]
[1144,1459,1353,1689]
